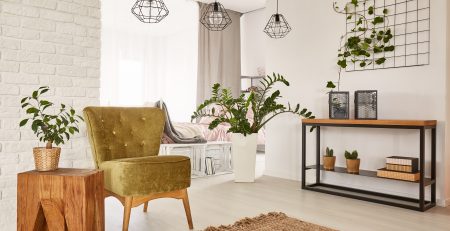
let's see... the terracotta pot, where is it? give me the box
[323,156,336,170]
[33,147,61,171]
[346,159,360,174]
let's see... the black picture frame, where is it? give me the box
[329,91,350,119]
[354,90,378,120]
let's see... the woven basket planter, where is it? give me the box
[33,147,61,171]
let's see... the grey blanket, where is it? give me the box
[156,101,207,144]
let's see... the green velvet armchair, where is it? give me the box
[83,107,193,231]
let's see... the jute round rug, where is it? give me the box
[204,212,337,231]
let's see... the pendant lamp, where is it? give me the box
[200,1,232,31]
[264,0,292,39]
[131,0,169,23]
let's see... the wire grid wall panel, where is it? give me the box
[346,0,430,72]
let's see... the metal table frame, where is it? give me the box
[301,121,436,212]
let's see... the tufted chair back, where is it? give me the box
[83,107,165,168]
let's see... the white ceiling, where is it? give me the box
[197,0,266,13]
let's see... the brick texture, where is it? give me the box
[0,0,100,229]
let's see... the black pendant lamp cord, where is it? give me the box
[213,0,218,12]
[276,0,280,21]
[277,0,279,14]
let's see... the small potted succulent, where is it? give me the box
[345,150,360,174]
[20,86,83,171]
[323,147,336,170]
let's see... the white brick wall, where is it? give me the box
[0,0,100,230]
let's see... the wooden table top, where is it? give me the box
[19,168,101,177]
[302,119,437,127]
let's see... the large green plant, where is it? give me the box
[19,86,84,149]
[192,73,315,135]
[327,0,395,91]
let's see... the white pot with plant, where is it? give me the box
[193,73,315,182]
[20,86,84,171]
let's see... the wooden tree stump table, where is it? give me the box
[17,168,104,231]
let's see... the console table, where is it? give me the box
[17,169,104,230]
[301,119,436,211]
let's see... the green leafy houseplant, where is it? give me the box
[192,73,315,135]
[327,0,396,91]
[345,150,359,160]
[19,86,84,149]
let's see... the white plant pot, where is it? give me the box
[231,133,258,183]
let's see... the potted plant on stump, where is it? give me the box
[192,73,315,182]
[345,150,360,174]
[323,147,336,170]
[19,86,84,171]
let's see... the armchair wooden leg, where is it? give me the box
[143,202,148,213]
[181,189,193,230]
[123,197,133,231]
[105,189,193,230]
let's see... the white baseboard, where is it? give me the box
[439,198,450,207]
[263,169,299,181]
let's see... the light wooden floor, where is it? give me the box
[105,155,450,231]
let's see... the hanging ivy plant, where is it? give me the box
[327,0,396,91]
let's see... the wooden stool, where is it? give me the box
[17,169,104,231]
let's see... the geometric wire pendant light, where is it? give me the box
[263,0,292,39]
[200,1,232,31]
[131,0,169,23]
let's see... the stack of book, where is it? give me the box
[377,156,420,182]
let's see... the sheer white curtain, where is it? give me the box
[101,0,199,122]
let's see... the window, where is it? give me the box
[101,0,199,122]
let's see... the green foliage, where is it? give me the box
[334,0,395,70]
[344,150,359,160]
[19,86,83,148]
[192,73,315,136]
[326,81,336,90]
[325,147,334,157]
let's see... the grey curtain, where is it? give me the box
[197,3,242,106]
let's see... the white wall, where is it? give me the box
[241,8,266,76]
[445,0,450,206]
[264,0,450,206]
[0,0,101,229]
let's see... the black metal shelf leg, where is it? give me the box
[419,128,425,211]
[316,126,321,184]
[302,124,306,189]
[431,128,436,204]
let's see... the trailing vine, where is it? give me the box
[327,0,395,91]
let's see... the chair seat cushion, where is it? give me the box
[100,155,191,196]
